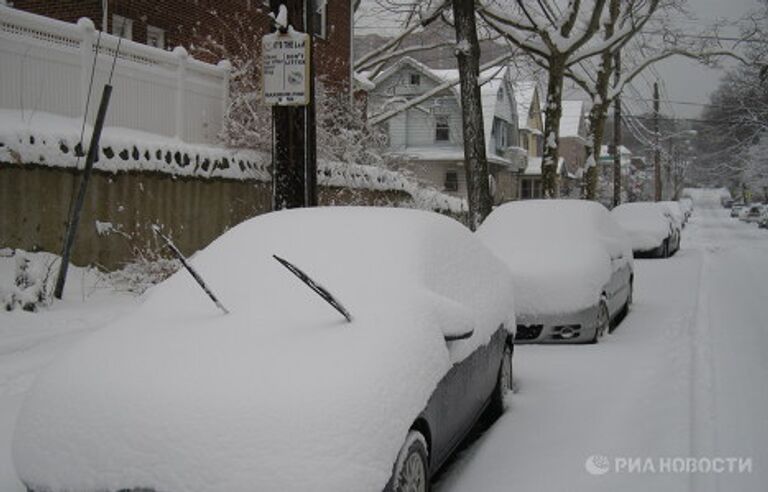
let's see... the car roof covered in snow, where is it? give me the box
[13,207,515,492]
[477,200,632,315]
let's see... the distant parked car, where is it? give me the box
[477,200,634,344]
[679,197,694,220]
[742,204,765,223]
[659,201,687,228]
[611,202,680,258]
[13,207,518,492]
[758,209,768,229]
[731,203,746,217]
[722,197,734,208]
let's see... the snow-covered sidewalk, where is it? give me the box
[436,198,768,491]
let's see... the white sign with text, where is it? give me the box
[262,29,310,106]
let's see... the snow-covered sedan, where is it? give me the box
[741,204,764,223]
[611,202,681,258]
[13,208,517,492]
[477,200,633,344]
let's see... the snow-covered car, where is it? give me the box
[679,197,694,220]
[659,200,687,228]
[741,204,764,223]
[477,200,634,344]
[759,209,768,229]
[611,202,680,258]
[730,203,746,217]
[12,207,517,492]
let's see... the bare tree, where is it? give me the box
[478,0,615,198]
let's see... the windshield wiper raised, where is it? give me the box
[273,254,352,322]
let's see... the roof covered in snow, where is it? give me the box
[559,100,585,138]
[510,81,539,130]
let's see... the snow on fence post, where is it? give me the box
[77,17,96,123]
[218,59,232,131]
[174,46,189,140]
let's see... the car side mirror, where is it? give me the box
[444,328,474,342]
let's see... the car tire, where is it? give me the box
[392,430,430,492]
[591,299,609,343]
[488,340,514,418]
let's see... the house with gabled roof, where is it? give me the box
[367,57,527,203]
[558,100,588,197]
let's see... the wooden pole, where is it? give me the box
[612,51,622,207]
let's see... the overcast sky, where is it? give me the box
[355,0,761,119]
[634,0,760,119]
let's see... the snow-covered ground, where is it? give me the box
[0,190,766,491]
[436,193,768,491]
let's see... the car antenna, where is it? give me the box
[273,254,352,322]
[152,225,230,315]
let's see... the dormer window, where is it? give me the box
[410,73,421,86]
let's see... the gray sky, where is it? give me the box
[632,0,760,119]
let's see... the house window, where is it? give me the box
[410,73,421,86]
[444,171,459,192]
[146,25,165,49]
[111,14,133,40]
[313,0,327,39]
[435,116,450,142]
[521,179,531,199]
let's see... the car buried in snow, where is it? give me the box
[12,207,517,492]
[611,202,681,258]
[477,200,634,344]
[741,204,765,224]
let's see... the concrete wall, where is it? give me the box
[0,164,413,270]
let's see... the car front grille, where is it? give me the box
[515,324,543,340]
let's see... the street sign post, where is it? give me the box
[262,29,310,107]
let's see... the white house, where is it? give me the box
[368,57,527,202]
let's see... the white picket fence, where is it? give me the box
[0,5,230,144]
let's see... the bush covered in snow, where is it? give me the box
[1,250,57,312]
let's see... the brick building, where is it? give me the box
[7,0,352,92]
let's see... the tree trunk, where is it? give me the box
[542,57,565,198]
[612,51,622,207]
[452,0,492,230]
[584,101,608,200]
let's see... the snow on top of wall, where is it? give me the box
[0,110,466,214]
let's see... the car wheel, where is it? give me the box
[393,430,429,492]
[488,340,514,417]
[591,300,609,343]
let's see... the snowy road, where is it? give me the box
[0,194,766,491]
[436,197,768,491]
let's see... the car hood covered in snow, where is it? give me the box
[477,200,632,316]
[13,208,516,492]
[611,202,671,251]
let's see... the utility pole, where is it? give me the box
[268,0,317,209]
[612,51,621,207]
[653,81,661,202]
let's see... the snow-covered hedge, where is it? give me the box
[0,110,466,214]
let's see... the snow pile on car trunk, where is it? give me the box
[611,202,671,251]
[477,200,630,316]
[12,207,515,492]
